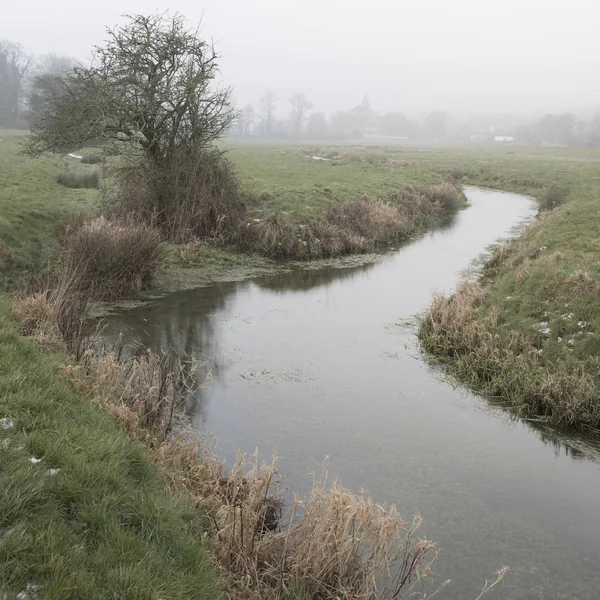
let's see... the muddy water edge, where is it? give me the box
[101,188,600,600]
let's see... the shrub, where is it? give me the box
[428,181,466,212]
[81,153,104,164]
[111,147,250,242]
[58,216,162,300]
[539,185,568,211]
[57,171,100,189]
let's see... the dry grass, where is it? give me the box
[241,182,465,260]
[136,433,441,600]
[59,339,442,599]
[565,270,595,296]
[12,271,89,358]
[58,215,163,300]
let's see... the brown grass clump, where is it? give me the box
[12,272,89,357]
[151,436,441,600]
[326,199,406,242]
[58,215,162,300]
[565,270,594,296]
[428,182,466,212]
[61,347,193,436]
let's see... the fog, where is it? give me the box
[2,0,600,116]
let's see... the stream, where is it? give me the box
[103,187,600,600]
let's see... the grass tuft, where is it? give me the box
[57,215,163,300]
[57,171,100,189]
[80,154,104,165]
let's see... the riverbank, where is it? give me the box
[0,294,222,598]
[419,149,600,432]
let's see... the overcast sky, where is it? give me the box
[3,0,600,116]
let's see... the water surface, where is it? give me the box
[104,188,600,600]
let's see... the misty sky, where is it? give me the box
[3,0,600,116]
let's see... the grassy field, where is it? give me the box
[225,141,599,218]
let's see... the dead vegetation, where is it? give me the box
[57,214,162,300]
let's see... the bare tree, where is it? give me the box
[289,92,312,137]
[24,13,236,159]
[0,40,33,128]
[239,103,255,136]
[258,89,277,135]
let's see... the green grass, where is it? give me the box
[226,142,443,221]
[0,131,99,279]
[0,296,221,599]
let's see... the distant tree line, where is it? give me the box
[231,92,452,141]
[3,36,600,147]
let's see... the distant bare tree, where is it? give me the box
[289,92,312,137]
[0,39,33,128]
[239,104,255,136]
[258,89,277,135]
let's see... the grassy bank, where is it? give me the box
[0,296,221,599]
[419,147,600,432]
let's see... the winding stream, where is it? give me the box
[103,188,600,600]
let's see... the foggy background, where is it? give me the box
[3,0,600,117]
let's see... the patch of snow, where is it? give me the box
[67,153,82,159]
[29,457,42,464]
[0,418,13,430]
[16,584,39,600]
[539,245,548,251]
[312,156,330,161]
[46,468,61,477]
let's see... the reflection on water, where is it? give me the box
[103,188,600,600]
